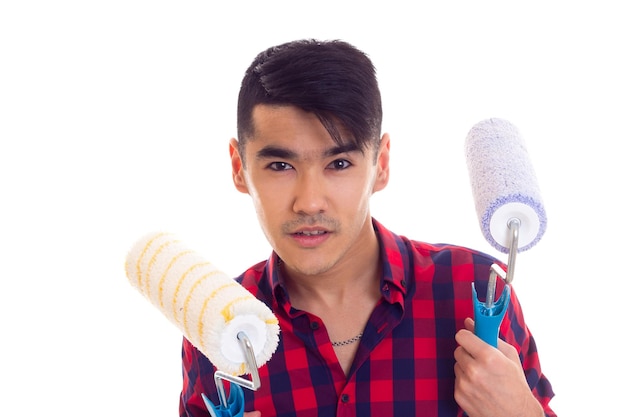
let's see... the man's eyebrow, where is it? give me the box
[255,143,361,160]
[255,146,297,160]
[324,143,361,157]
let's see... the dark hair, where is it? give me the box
[236,39,383,162]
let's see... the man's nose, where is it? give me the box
[292,171,328,215]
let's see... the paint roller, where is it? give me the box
[125,232,280,417]
[465,118,547,347]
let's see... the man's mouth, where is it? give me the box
[290,228,332,247]
[295,230,327,236]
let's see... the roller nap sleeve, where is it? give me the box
[465,118,547,253]
[125,232,280,376]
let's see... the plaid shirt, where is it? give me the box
[180,219,556,416]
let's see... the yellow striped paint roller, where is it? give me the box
[125,232,280,377]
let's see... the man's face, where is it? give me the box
[230,104,389,278]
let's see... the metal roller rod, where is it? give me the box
[485,268,499,309]
[214,331,261,408]
[505,218,520,284]
[485,218,520,308]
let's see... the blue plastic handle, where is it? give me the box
[471,283,510,347]
[201,383,245,417]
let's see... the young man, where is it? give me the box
[179,39,556,417]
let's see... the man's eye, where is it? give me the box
[268,161,293,171]
[329,159,352,170]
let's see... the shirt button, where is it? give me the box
[401,279,406,287]
[310,321,320,330]
[341,394,350,403]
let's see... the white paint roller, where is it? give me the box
[465,118,547,346]
[465,118,547,254]
[125,232,280,376]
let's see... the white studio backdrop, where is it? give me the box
[1,1,623,415]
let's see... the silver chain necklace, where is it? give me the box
[331,333,363,347]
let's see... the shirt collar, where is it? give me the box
[372,219,409,305]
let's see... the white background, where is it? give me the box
[1,1,623,415]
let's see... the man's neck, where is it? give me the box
[281,227,382,312]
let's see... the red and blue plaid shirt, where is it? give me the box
[180,219,556,416]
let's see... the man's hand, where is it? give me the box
[454,318,544,417]
[243,412,261,417]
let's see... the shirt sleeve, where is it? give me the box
[179,337,215,417]
[502,286,557,417]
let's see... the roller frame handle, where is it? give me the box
[472,283,510,347]
[202,384,245,417]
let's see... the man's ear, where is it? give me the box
[229,138,249,194]
[373,133,391,192]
